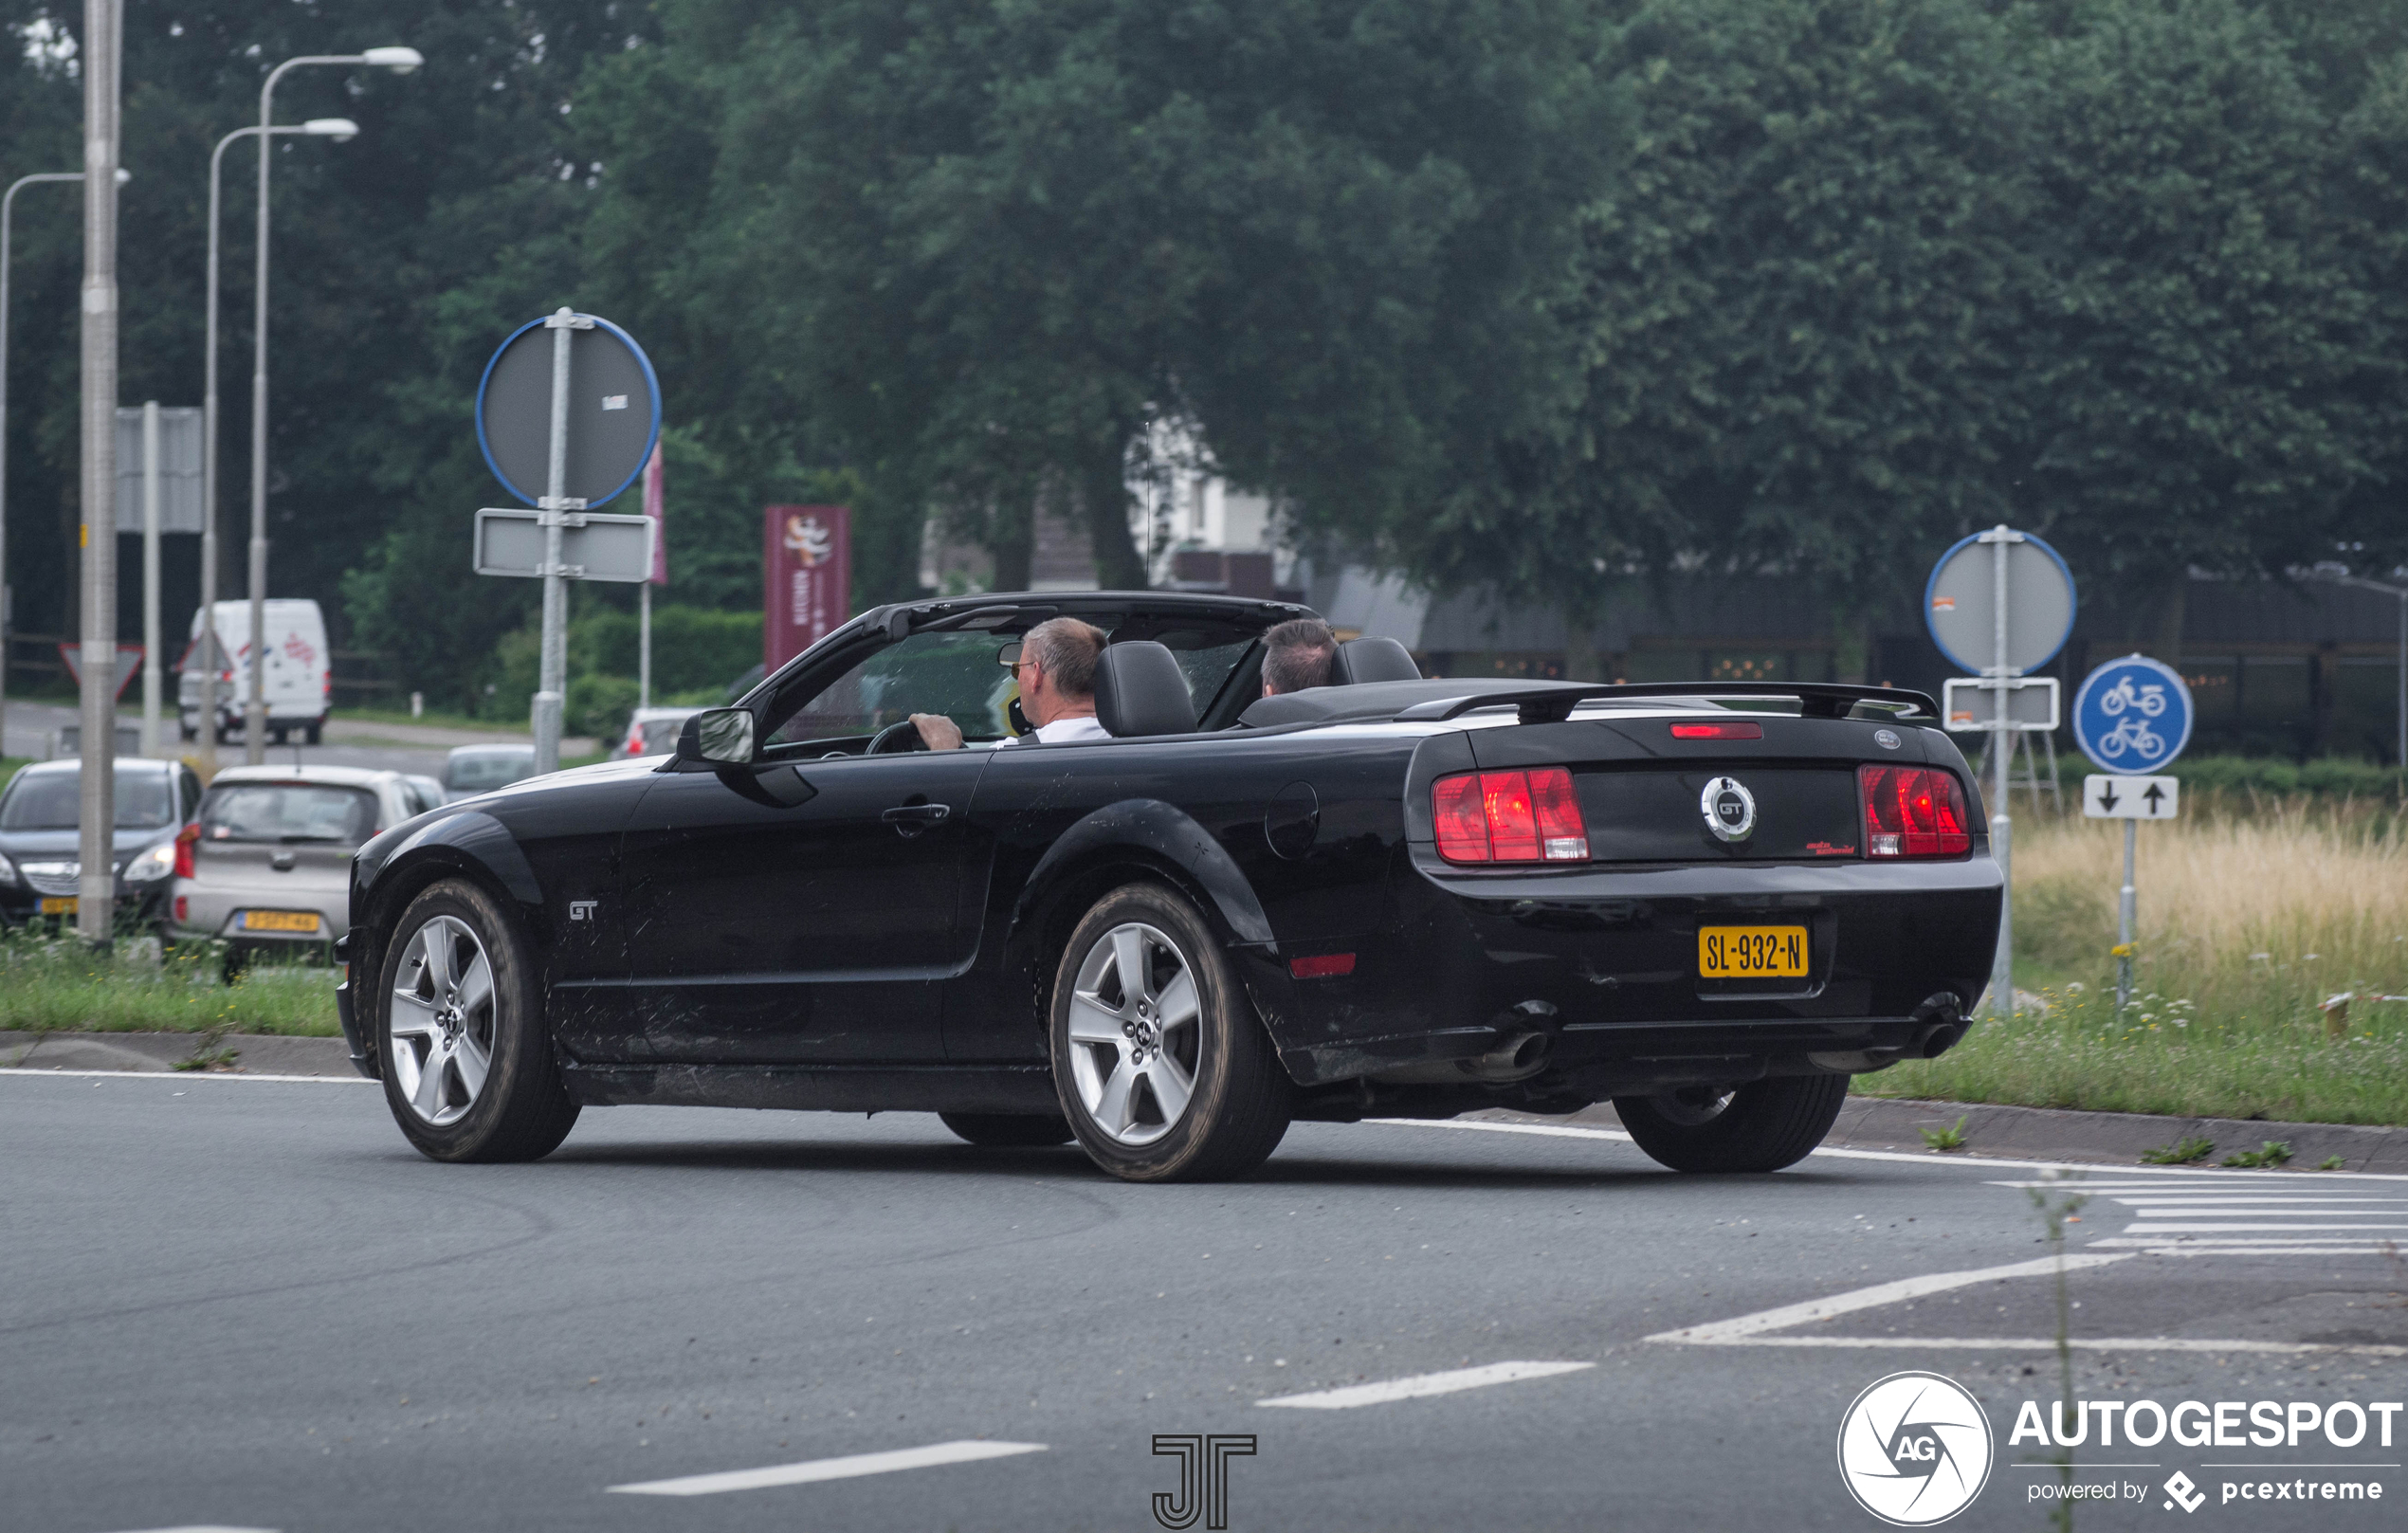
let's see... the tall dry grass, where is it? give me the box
[1860,800,2408,1125]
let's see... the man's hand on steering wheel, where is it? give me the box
[900,713,960,751]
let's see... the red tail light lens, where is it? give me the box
[1669,721,1763,740]
[173,822,200,880]
[1433,769,1589,864]
[1859,765,1972,858]
[1288,952,1356,979]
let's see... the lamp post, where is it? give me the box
[243,46,421,765]
[1,170,99,755]
[201,119,355,772]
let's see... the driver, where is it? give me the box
[1260,617,1338,695]
[910,615,1111,749]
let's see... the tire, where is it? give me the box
[304,721,322,746]
[939,1111,1075,1148]
[1613,1074,1849,1174]
[269,726,288,745]
[375,878,578,1162]
[1049,883,1293,1182]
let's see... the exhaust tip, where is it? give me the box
[1918,1023,1964,1059]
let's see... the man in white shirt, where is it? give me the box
[910,615,1112,749]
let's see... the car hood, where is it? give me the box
[0,826,174,862]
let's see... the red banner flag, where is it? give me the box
[644,443,667,586]
[763,504,850,672]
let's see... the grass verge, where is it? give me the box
[1858,799,2408,1125]
[0,931,339,1036]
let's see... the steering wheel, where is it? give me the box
[867,719,931,755]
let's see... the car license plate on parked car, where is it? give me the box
[38,896,76,916]
[1697,925,1808,978]
[243,910,323,934]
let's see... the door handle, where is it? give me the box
[881,803,952,835]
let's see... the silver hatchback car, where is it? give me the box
[169,765,416,956]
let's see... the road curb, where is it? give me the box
[0,1031,356,1077]
[1511,1096,2407,1174]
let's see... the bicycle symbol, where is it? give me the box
[2095,714,2163,761]
[2098,677,2166,718]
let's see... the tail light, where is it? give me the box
[173,895,189,923]
[1432,768,1589,864]
[1859,765,1971,858]
[173,822,200,879]
[624,721,645,757]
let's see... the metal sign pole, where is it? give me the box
[638,581,651,711]
[532,307,590,775]
[140,400,160,757]
[1980,523,2019,1016]
[2117,818,2137,1014]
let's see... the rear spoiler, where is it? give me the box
[1394,682,1941,726]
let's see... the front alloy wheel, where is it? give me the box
[389,913,496,1126]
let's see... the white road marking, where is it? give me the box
[98,1527,280,1532]
[2124,1222,2408,1233]
[1646,1253,2129,1344]
[1726,1336,2408,1359]
[0,1068,373,1084]
[1256,1360,1593,1410]
[609,1439,1047,1496]
[1387,1119,2408,1179]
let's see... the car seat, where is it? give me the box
[1325,636,1422,685]
[1093,641,1198,738]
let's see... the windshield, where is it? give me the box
[446,750,537,791]
[764,626,1261,750]
[0,768,176,830]
[200,783,379,845]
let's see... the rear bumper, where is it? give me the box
[1266,853,2002,1090]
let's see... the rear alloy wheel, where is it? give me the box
[939,1111,1074,1148]
[1614,1074,1848,1174]
[378,878,577,1162]
[1050,884,1292,1181]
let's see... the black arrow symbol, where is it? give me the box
[2097,783,2120,812]
[2143,782,2166,814]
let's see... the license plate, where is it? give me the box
[1698,925,1808,978]
[38,896,76,916]
[243,909,323,934]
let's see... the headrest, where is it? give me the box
[1326,635,1422,685]
[1093,641,1197,739]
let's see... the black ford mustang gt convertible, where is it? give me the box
[339,590,2002,1181]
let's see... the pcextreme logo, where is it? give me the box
[1837,1371,1996,1526]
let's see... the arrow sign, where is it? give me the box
[2084,775,2179,820]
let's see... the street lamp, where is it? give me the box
[0,167,125,751]
[2310,564,2408,799]
[243,47,422,764]
[199,118,356,771]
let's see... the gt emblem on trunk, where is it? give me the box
[1700,776,1757,843]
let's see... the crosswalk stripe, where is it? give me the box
[1256,1360,1593,1409]
[2121,1222,2408,1233]
[608,1440,1047,1496]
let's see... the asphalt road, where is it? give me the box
[4,1074,2403,1533]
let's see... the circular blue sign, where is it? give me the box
[2071,655,2194,773]
[474,313,662,509]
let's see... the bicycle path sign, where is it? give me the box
[2071,654,2193,773]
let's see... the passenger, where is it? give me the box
[1260,617,1339,696]
[911,615,1111,749]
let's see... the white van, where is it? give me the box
[177,598,332,745]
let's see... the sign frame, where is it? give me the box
[1942,676,2060,733]
[474,507,657,584]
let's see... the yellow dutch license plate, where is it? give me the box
[38,896,77,916]
[244,910,323,934]
[1698,925,1809,978]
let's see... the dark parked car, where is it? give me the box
[341,591,2002,1181]
[0,757,201,931]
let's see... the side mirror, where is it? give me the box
[680,708,757,766]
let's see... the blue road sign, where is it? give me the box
[2071,655,2193,773]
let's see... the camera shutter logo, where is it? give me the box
[1836,1371,1993,1525]
[1701,776,1757,843]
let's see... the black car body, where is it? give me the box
[343,592,2002,1179]
[0,758,201,931]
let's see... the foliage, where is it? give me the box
[2220,1140,2294,1169]
[1919,1115,1967,1151]
[0,929,337,1034]
[2167,755,2403,803]
[2139,1134,2216,1165]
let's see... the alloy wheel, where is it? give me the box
[389,913,497,1126]
[1066,922,1201,1146]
